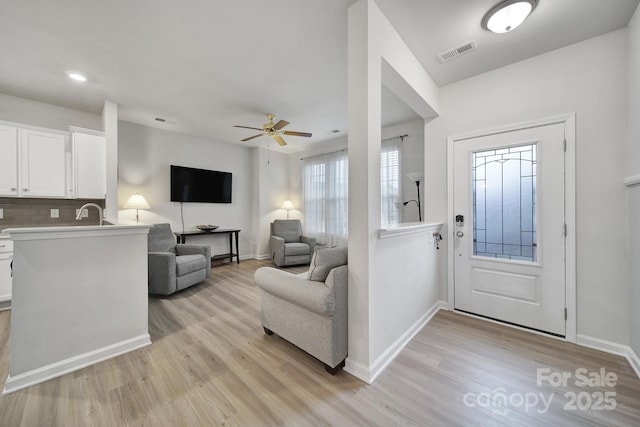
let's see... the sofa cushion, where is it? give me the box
[285,242,311,256]
[273,219,302,243]
[176,254,207,276]
[307,245,348,282]
[148,223,177,253]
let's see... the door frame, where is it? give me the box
[446,114,576,343]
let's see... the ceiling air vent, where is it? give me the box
[437,40,477,63]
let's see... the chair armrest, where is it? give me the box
[177,244,211,277]
[325,265,348,315]
[148,252,177,295]
[300,235,316,252]
[324,265,348,291]
[254,267,335,315]
[270,235,285,266]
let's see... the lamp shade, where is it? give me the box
[123,193,150,210]
[281,200,294,210]
[407,173,424,183]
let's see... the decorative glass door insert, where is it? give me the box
[472,143,537,262]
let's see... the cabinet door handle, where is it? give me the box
[23,188,28,192]
[10,187,16,191]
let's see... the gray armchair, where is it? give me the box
[148,223,211,295]
[270,219,316,267]
[255,245,348,374]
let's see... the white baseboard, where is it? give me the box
[3,334,151,395]
[629,348,640,379]
[345,300,448,384]
[577,334,640,380]
[576,334,629,357]
[344,359,371,383]
[215,254,267,262]
[0,298,10,311]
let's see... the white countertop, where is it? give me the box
[3,224,151,241]
[378,222,443,239]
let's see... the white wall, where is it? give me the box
[426,29,630,344]
[627,4,640,358]
[347,0,441,383]
[252,147,291,258]
[7,226,150,393]
[117,121,255,258]
[0,93,101,131]
[102,101,118,224]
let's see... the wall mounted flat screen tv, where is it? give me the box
[170,165,232,203]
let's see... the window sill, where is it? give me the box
[378,222,443,239]
[624,175,640,187]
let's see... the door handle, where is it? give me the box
[456,231,464,238]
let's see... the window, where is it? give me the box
[303,151,348,245]
[380,139,402,225]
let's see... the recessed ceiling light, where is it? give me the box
[481,0,538,34]
[67,72,87,82]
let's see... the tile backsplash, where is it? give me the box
[0,198,105,229]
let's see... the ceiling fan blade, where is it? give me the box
[283,131,312,138]
[241,134,264,142]
[233,125,263,131]
[272,120,290,131]
[273,135,287,146]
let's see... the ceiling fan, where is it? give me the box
[233,114,312,146]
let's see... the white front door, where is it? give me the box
[453,122,566,336]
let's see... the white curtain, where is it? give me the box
[303,150,348,246]
[380,139,402,226]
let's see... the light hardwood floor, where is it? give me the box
[1,259,639,426]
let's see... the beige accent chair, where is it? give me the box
[270,219,316,267]
[254,245,348,374]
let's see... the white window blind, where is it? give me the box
[381,139,402,226]
[303,150,348,246]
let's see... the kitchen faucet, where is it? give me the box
[75,203,104,226]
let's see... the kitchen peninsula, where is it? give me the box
[2,224,151,394]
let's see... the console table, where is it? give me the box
[175,229,241,264]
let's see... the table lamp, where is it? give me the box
[282,200,294,219]
[123,193,150,223]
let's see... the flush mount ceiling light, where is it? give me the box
[67,72,87,82]
[481,0,538,34]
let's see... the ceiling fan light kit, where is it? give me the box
[481,0,538,34]
[233,113,312,146]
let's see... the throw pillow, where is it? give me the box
[307,245,348,282]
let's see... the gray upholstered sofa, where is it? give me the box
[270,219,316,267]
[254,245,348,374]
[148,223,211,295]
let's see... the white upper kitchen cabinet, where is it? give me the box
[19,128,68,198]
[72,129,106,199]
[0,124,18,196]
